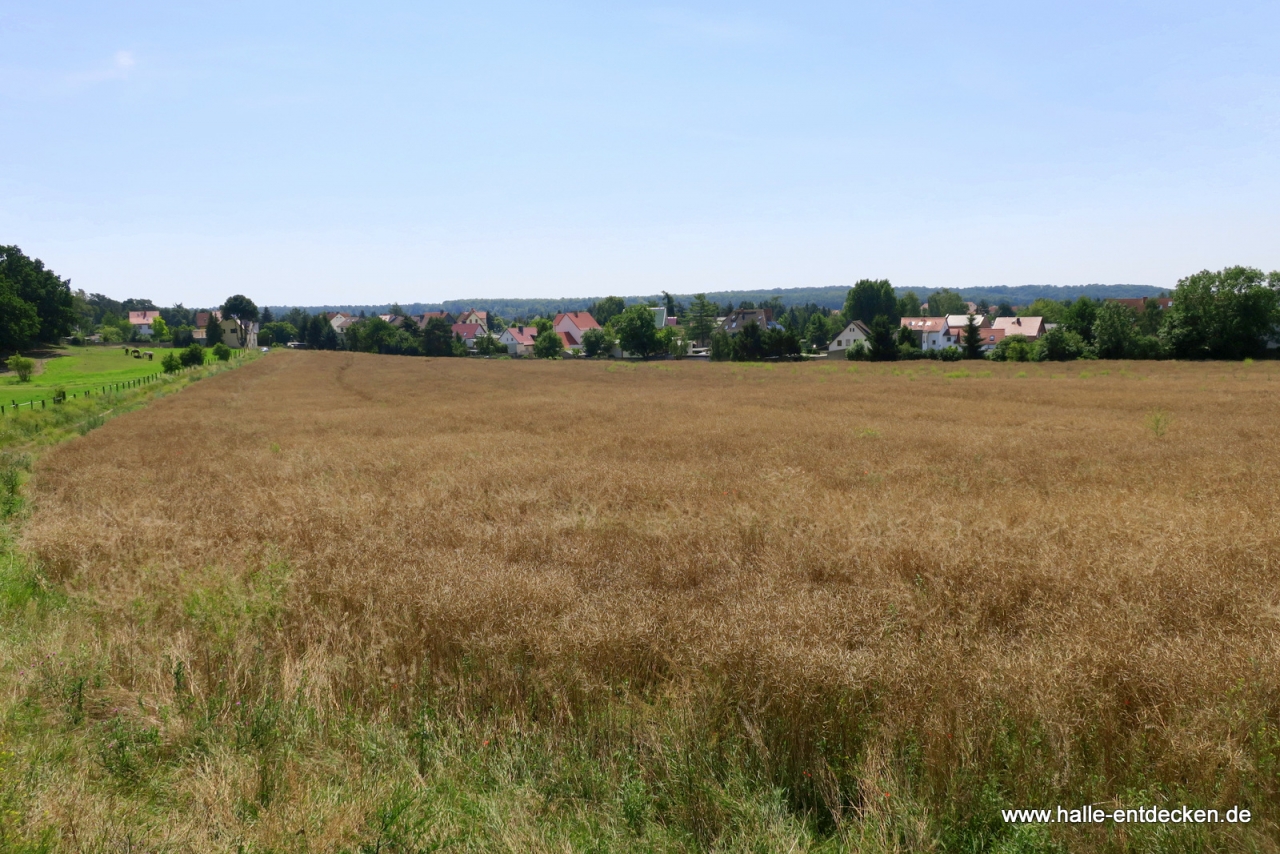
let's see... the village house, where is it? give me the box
[216,317,259,349]
[455,309,488,328]
[972,327,1007,353]
[450,323,487,349]
[498,324,538,356]
[717,308,782,335]
[899,317,950,350]
[826,320,872,359]
[412,311,450,326]
[192,310,221,341]
[329,313,359,342]
[991,316,1046,340]
[552,312,600,352]
[128,310,162,337]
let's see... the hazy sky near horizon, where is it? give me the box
[1,1,1277,307]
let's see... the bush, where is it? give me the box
[1127,334,1166,360]
[161,352,182,373]
[1034,326,1086,361]
[845,341,868,361]
[5,355,35,382]
[475,334,503,357]
[897,342,924,360]
[709,331,732,361]
[989,335,1033,362]
[936,346,962,362]
[533,328,564,359]
[212,343,232,361]
[580,328,612,358]
[171,325,195,347]
[179,343,205,368]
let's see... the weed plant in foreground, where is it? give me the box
[3,352,1280,851]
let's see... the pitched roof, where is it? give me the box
[945,314,988,328]
[194,310,222,328]
[900,317,947,333]
[502,325,538,345]
[992,316,1045,337]
[829,320,872,350]
[979,328,1007,347]
[554,311,600,331]
[718,308,778,333]
[128,310,161,325]
[557,330,576,347]
[451,323,486,339]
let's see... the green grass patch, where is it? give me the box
[0,346,237,407]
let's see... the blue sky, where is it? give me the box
[1,1,1277,307]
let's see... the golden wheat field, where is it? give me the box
[11,351,1280,851]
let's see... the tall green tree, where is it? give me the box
[867,316,898,361]
[1136,297,1166,336]
[963,314,984,359]
[587,296,627,327]
[686,294,718,344]
[613,304,661,359]
[730,321,765,361]
[580,328,612,357]
[305,314,327,348]
[805,314,832,349]
[1061,297,1099,342]
[0,245,75,347]
[843,279,898,326]
[1093,302,1136,359]
[420,316,455,356]
[0,281,40,352]
[925,288,967,317]
[897,291,922,318]
[260,321,298,346]
[1162,266,1280,360]
[1018,298,1068,323]
[221,294,260,323]
[204,315,223,347]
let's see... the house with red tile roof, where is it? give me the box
[899,317,948,350]
[552,312,600,352]
[450,323,487,349]
[455,309,488,328]
[192,310,222,340]
[498,324,538,356]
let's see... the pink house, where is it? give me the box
[128,311,162,336]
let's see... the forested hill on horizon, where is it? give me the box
[270,283,1165,318]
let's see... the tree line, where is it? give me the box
[4,243,1276,364]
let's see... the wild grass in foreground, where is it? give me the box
[2,352,1279,851]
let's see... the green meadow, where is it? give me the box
[2,347,186,407]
